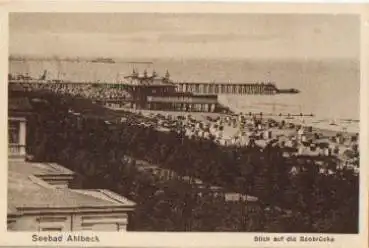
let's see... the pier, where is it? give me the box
[175,82,277,95]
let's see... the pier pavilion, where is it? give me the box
[117,70,220,112]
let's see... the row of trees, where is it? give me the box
[22,90,359,233]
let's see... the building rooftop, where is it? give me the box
[9,161,74,177]
[8,160,136,214]
[8,205,19,216]
[123,78,175,87]
[122,69,175,86]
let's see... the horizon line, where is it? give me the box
[8,54,359,62]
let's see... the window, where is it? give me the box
[8,120,20,144]
[37,216,68,232]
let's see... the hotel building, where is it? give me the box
[8,94,136,231]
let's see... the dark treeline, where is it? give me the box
[19,90,358,233]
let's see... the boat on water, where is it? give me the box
[91,57,115,63]
[329,120,338,126]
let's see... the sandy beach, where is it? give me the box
[126,108,358,139]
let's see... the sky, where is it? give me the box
[9,13,360,60]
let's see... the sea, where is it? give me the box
[8,58,360,133]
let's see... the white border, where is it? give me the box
[0,2,368,248]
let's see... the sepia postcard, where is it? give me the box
[0,1,368,248]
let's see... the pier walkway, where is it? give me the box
[175,82,277,95]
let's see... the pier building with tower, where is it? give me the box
[116,69,220,112]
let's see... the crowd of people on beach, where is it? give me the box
[130,111,360,175]
[10,81,131,101]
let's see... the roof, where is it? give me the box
[9,161,74,177]
[8,161,135,214]
[123,74,175,86]
[7,205,19,216]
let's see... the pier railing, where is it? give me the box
[175,82,277,95]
